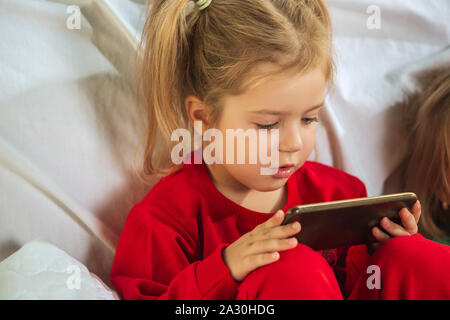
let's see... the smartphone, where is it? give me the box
[281,192,418,250]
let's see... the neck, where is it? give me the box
[204,162,287,213]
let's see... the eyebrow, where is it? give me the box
[249,102,324,115]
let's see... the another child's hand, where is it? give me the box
[367,200,421,254]
[222,209,300,282]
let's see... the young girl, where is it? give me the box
[110,0,450,299]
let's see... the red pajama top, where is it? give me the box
[110,151,368,300]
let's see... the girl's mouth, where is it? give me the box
[273,164,295,178]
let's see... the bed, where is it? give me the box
[0,0,448,299]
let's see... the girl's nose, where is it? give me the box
[279,125,303,153]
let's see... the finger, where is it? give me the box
[246,237,298,256]
[261,210,285,229]
[372,226,391,242]
[262,220,301,240]
[251,210,284,235]
[411,200,421,224]
[248,251,280,269]
[380,216,410,237]
[399,208,418,234]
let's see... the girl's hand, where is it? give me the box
[222,209,301,282]
[367,200,421,254]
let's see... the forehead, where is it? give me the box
[223,65,326,114]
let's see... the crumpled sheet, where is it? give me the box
[0,0,449,297]
[0,239,119,299]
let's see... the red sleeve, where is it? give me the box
[334,178,368,297]
[110,204,240,300]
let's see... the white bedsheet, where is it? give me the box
[0,0,449,291]
[0,239,119,299]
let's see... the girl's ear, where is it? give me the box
[185,95,211,135]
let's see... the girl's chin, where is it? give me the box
[250,177,287,192]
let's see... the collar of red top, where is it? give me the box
[189,152,304,228]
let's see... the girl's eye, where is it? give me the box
[302,117,319,125]
[256,122,278,129]
[256,118,319,129]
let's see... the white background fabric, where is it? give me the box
[0,0,449,288]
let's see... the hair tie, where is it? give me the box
[195,0,212,10]
[185,0,212,16]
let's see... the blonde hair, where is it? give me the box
[134,0,335,182]
[391,67,450,240]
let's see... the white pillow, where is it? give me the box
[0,239,119,300]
